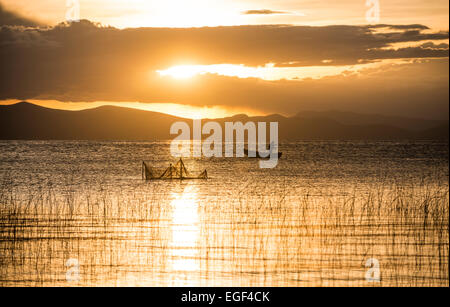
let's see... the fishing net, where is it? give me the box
[142,159,208,180]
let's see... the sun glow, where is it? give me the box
[157,61,400,81]
[157,65,204,79]
[157,64,276,80]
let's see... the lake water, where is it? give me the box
[0,140,448,287]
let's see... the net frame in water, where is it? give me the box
[142,158,208,180]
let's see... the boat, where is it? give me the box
[142,158,208,180]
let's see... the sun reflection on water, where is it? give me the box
[169,184,200,281]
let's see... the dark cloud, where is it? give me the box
[421,42,449,49]
[0,21,448,118]
[368,24,430,30]
[0,3,41,27]
[242,9,291,15]
[1,21,447,67]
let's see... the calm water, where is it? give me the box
[0,140,448,287]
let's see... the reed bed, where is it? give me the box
[0,174,448,287]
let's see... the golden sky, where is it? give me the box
[0,1,448,119]
[1,0,449,30]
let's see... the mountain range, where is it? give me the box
[0,102,448,140]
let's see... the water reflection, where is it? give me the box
[0,141,448,287]
[169,184,200,285]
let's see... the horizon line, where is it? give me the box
[1,100,449,122]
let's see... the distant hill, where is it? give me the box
[0,102,180,140]
[296,110,448,131]
[0,102,448,140]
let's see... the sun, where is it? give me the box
[157,65,203,79]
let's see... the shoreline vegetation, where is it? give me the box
[0,173,448,287]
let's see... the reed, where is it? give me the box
[0,173,448,287]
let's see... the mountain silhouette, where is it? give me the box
[0,102,448,140]
[295,110,448,131]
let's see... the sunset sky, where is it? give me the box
[2,0,449,29]
[0,0,448,119]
